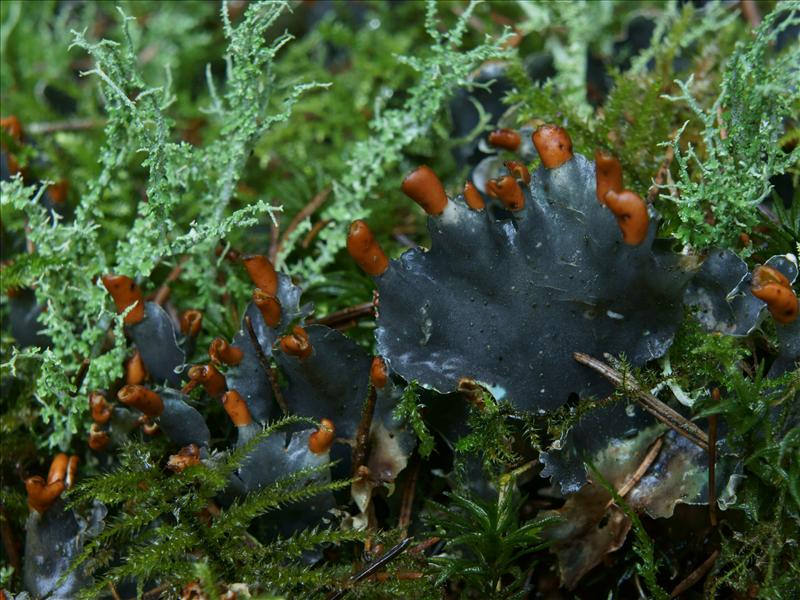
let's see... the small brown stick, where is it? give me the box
[277,187,331,256]
[307,302,374,328]
[708,388,720,527]
[398,455,421,537]
[268,200,282,264]
[302,219,331,249]
[137,583,169,600]
[0,506,21,582]
[243,315,289,415]
[68,358,91,397]
[716,105,728,141]
[152,256,189,306]
[351,387,377,475]
[647,144,674,204]
[604,435,664,511]
[739,0,761,28]
[573,352,709,451]
[27,118,105,135]
[107,582,122,600]
[408,536,441,555]
[669,550,720,598]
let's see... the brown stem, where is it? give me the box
[739,0,761,28]
[604,435,664,511]
[307,302,374,329]
[107,582,122,600]
[68,358,91,397]
[277,187,331,257]
[26,118,105,135]
[647,144,674,204]
[708,388,720,527]
[669,550,720,598]
[302,219,331,249]
[152,256,188,306]
[351,387,377,475]
[398,455,421,537]
[243,315,289,415]
[573,352,709,451]
[0,506,21,583]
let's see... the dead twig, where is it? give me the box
[352,387,377,475]
[107,582,122,600]
[152,256,189,306]
[604,435,664,511]
[669,550,720,598]
[307,302,374,329]
[244,315,289,414]
[398,455,421,537]
[302,218,331,249]
[68,358,91,397]
[647,144,674,204]
[27,118,105,135]
[0,507,21,584]
[268,202,282,264]
[277,187,331,256]
[708,388,720,527]
[573,352,709,451]
[739,0,761,28]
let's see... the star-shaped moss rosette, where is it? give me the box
[684,250,799,375]
[348,124,690,413]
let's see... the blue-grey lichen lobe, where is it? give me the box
[375,152,689,411]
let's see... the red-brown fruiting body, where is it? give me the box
[1,116,23,176]
[463,180,485,210]
[88,424,110,451]
[48,180,69,204]
[487,176,525,211]
[25,476,64,514]
[280,326,313,360]
[185,364,227,399]
[221,389,253,426]
[26,452,73,513]
[125,350,148,385]
[89,391,113,425]
[180,309,203,337]
[751,265,799,324]
[347,220,389,277]
[308,418,335,454]
[401,165,448,216]
[370,356,388,389]
[488,128,521,152]
[118,385,164,417]
[253,289,282,327]
[101,275,145,325]
[242,255,278,295]
[505,160,531,185]
[602,190,649,245]
[594,149,623,204]
[532,124,573,169]
[209,337,244,366]
[1,115,23,140]
[167,444,201,473]
[47,453,69,485]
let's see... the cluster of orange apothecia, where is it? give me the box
[24,454,79,514]
[347,124,651,279]
[347,123,798,325]
[751,264,799,324]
